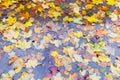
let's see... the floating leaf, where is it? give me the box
[106,0,115,5]
[73,17,83,24]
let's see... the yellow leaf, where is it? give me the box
[37,6,44,12]
[85,4,94,9]
[15,67,22,73]
[3,45,13,52]
[44,36,51,42]
[27,4,32,9]
[24,21,32,28]
[73,31,83,38]
[13,31,20,39]
[92,0,103,5]
[1,73,10,79]
[63,16,74,22]
[52,11,61,18]
[106,0,115,5]
[63,47,69,54]
[19,72,27,80]
[87,15,98,23]
[48,8,61,18]
[0,23,7,30]
[15,4,25,12]
[34,27,42,33]
[2,0,13,7]
[98,54,110,62]
[51,51,59,57]
[7,17,16,25]
[24,18,34,28]
[49,2,55,8]
[54,6,61,11]
[19,4,24,10]
[76,0,81,5]
[15,40,31,50]
[43,78,49,80]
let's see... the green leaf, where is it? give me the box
[73,17,83,24]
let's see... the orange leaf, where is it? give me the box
[20,11,29,20]
[94,29,109,37]
[24,27,29,32]
[98,6,108,11]
[9,56,18,65]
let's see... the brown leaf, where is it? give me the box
[55,0,64,5]
[9,56,18,65]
